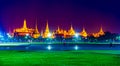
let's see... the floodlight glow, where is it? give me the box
[26,34,29,36]
[75,33,79,38]
[47,45,52,50]
[48,33,52,37]
[7,33,9,35]
[7,33,12,38]
[74,45,78,50]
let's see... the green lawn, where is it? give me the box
[0,50,119,66]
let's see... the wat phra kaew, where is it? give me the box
[0,19,120,44]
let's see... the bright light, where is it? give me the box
[74,45,78,50]
[7,33,9,35]
[26,34,29,36]
[47,45,52,50]
[7,33,12,38]
[75,33,79,38]
[48,33,52,37]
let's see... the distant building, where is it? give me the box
[12,19,105,39]
[68,25,75,36]
[80,27,88,38]
[92,27,105,37]
[32,22,40,38]
[54,26,64,38]
[42,21,51,38]
[54,25,76,38]
[13,19,40,38]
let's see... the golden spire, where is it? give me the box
[23,19,27,29]
[83,28,86,33]
[70,25,74,31]
[32,19,40,38]
[45,20,50,33]
[93,26,104,38]
[43,20,50,38]
[80,27,88,37]
[56,26,61,33]
[57,26,60,31]
[35,20,39,34]
[68,25,75,35]
[98,26,104,35]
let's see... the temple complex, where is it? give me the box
[92,27,105,37]
[13,19,105,39]
[13,19,40,38]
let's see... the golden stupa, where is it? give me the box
[32,21,40,38]
[13,19,34,36]
[80,27,88,38]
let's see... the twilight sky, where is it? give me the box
[0,0,120,33]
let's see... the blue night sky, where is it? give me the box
[0,0,120,33]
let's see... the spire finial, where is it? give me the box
[35,19,39,33]
[23,19,27,29]
[98,26,104,35]
[80,27,88,37]
[57,26,60,31]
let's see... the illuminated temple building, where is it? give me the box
[54,26,64,38]
[41,21,54,38]
[80,28,88,38]
[68,25,75,36]
[12,19,105,39]
[54,25,76,38]
[32,22,40,38]
[42,21,51,38]
[92,27,105,37]
[13,19,40,38]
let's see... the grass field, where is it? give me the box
[0,50,119,66]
